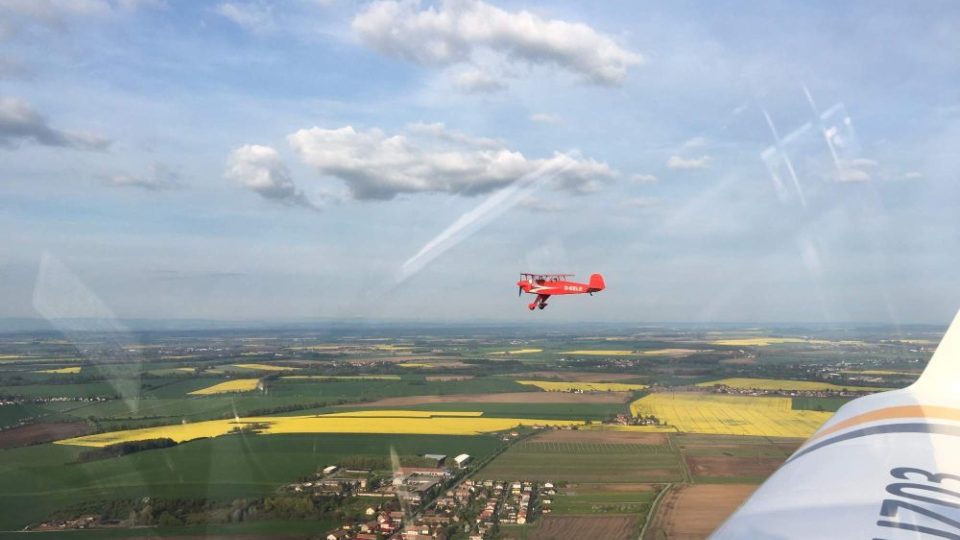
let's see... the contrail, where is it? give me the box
[395,157,578,285]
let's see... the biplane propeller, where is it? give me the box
[516,272,605,310]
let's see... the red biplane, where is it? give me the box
[517,273,606,310]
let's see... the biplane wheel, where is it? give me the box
[528,303,537,311]
[538,303,547,310]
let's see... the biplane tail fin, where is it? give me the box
[588,273,605,292]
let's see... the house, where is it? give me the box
[325,530,350,540]
[453,453,471,468]
[423,453,447,466]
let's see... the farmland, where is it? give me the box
[517,380,648,392]
[696,377,886,392]
[0,321,936,537]
[0,433,502,531]
[187,378,261,395]
[642,484,757,539]
[478,430,683,483]
[630,393,833,437]
[232,363,299,371]
[529,515,640,540]
[58,410,584,447]
[35,366,82,374]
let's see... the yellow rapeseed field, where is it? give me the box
[710,337,828,347]
[641,348,698,356]
[560,350,635,356]
[36,366,81,374]
[490,348,543,355]
[232,363,299,371]
[398,363,431,368]
[696,377,886,392]
[282,375,401,381]
[372,344,413,351]
[517,380,647,392]
[630,393,832,437]
[188,379,261,395]
[55,410,584,447]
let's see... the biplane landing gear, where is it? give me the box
[528,301,538,311]
[538,302,547,310]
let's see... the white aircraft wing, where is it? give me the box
[712,310,960,540]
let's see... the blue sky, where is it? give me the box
[1,0,958,324]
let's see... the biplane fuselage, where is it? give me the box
[517,273,605,310]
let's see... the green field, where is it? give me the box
[0,403,49,428]
[0,519,339,539]
[267,376,532,399]
[477,437,682,483]
[551,487,658,515]
[0,382,122,398]
[791,396,853,412]
[0,433,502,530]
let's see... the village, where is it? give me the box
[281,450,559,540]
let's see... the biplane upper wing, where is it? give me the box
[711,310,960,539]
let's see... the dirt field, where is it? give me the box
[512,371,644,382]
[350,392,631,407]
[530,515,639,540]
[0,422,91,449]
[535,429,668,445]
[685,455,784,479]
[644,484,756,539]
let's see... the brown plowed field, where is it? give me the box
[685,455,784,478]
[348,391,631,407]
[530,515,638,540]
[644,484,756,539]
[0,422,91,449]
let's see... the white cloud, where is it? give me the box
[106,163,181,191]
[903,171,924,180]
[287,124,614,200]
[832,166,870,183]
[451,67,506,93]
[406,121,503,149]
[831,158,876,183]
[225,144,316,208]
[529,113,560,124]
[631,173,657,184]
[0,97,110,150]
[666,155,709,170]
[352,0,642,86]
[215,1,275,33]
